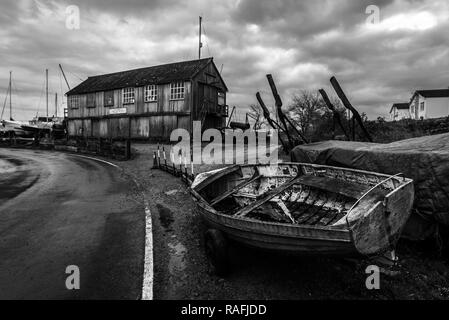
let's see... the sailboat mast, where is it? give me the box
[9,71,12,120]
[46,69,48,122]
[55,93,58,118]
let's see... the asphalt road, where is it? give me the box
[0,148,145,299]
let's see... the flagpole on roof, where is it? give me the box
[198,16,202,60]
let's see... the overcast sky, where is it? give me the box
[1,0,449,121]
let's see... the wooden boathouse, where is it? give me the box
[65,58,228,140]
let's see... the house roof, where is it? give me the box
[389,102,409,113]
[411,89,449,101]
[66,58,227,95]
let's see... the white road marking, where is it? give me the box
[141,198,154,300]
[69,152,154,300]
[69,154,120,169]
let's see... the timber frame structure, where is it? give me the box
[65,58,228,141]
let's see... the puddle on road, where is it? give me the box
[155,203,189,293]
[168,240,187,274]
[165,189,179,196]
[167,236,188,293]
[157,203,174,230]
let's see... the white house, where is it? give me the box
[409,89,449,120]
[389,102,410,120]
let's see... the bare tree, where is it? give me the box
[287,90,326,137]
[285,90,352,141]
[247,104,265,130]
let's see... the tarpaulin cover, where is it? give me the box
[291,133,449,240]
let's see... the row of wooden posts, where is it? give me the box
[152,145,195,185]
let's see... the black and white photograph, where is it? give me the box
[1,0,449,309]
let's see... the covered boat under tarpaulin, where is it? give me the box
[291,133,449,240]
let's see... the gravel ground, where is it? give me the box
[114,143,449,300]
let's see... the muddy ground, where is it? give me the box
[115,143,449,300]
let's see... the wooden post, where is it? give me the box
[163,146,167,168]
[332,115,335,139]
[256,93,284,132]
[153,151,158,168]
[283,113,309,144]
[256,92,290,152]
[173,160,177,177]
[266,74,294,149]
[125,139,131,160]
[179,150,182,178]
[319,89,350,141]
[126,116,131,160]
[330,76,372,142]
[183,153,188,182]
[352,115,356,141]
[170,148,176,176]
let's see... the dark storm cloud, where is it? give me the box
[1,0,448,120]
[63,0,180,17]
[224,0,449,117]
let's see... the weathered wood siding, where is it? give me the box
[67,81,192,139]
[191,61,227,129]
[66,59,228,139]
[67,82,191,116]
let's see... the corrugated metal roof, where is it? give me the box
[66,58,214,95]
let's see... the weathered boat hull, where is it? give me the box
[0,120,35,138]
[191,162,414,257]
[195,199,356,255]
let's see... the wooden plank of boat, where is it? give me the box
[210,173,262,206]
[314,195,342,226]
[286,187,311,214]
[235,175,302,217]
[194,165,241,192]
[290,189,317,221]
[296,175,372,199]
[272,199,295,223]
[299,193,329,224]
[309,208,333,226]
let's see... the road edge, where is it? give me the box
[70,153,154,300]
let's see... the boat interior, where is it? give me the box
[195,163,404,227]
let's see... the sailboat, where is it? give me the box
[0,120,35,137]
[0,71,35,138]
[25,69,65,134]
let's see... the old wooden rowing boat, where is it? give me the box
[190,163,414,274]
